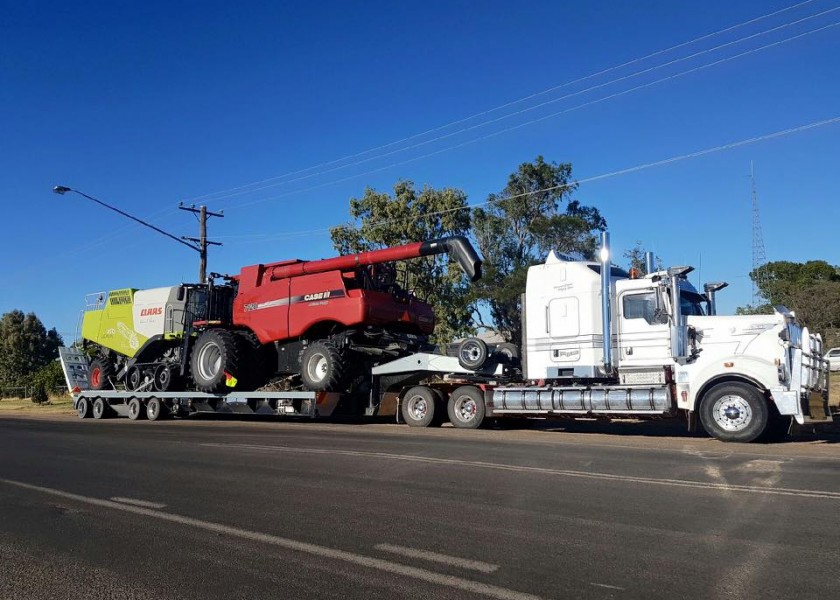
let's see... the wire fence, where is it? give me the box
[0,385,68,400]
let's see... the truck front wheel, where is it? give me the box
[448,386,486,429]
[699,382,769,443]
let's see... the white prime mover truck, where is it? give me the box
[63,233,834,442]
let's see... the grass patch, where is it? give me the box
[0,394,75,414]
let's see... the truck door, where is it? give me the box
[617,289,671,367]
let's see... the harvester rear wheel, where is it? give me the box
[88,358,114,391]
[190,329,244,393]
[300,341,346,392]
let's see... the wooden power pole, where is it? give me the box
[179,204,224,283]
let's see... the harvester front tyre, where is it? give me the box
[127,398,144,421]
[447,386,486,429]
[300,341,346,392]
[401,386,438,427]
[92,397,107,419]
[76,398,91,419]
[699,382,769,443]
[458,338,488,370]
[88,358,114,391]
[190,329,244,393]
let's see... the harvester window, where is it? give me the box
[623,292,657,324]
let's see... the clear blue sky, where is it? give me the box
[2,0,839,340]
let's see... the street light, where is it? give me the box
[53,185,218,282]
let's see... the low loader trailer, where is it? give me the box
[61,233,836,442]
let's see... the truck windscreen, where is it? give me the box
[680,291,706,316]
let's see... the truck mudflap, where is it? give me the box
[489,385,672,415]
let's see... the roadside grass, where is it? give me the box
[0,394,75,414]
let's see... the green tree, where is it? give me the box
[330,181,474,342]
[472,156,606,346]
[0,310,63,385]
[738,260,840,346]
[623,241,662,276]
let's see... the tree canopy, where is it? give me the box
[623,241,662,276]
[472,156,606,346]
[738,260,840,347]
[0,310,63,386]
[329,181,474,342]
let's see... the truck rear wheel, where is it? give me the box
[300,341,346,391]
[190,329,244,393]
[448,386,486,429]
[401,386,439,427]
[699,382,769,443]
[88,358,114,391]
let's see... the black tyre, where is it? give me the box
[300,340,346,392]
[699,382,770,443]
[234,330,267,391]
[447,385,486,429]
[88,358,114,390]
[458,338,488,370]
[190,329,244,393]
[77,397,91,419]
[92,397,107,419]
[127,398,144,420]
[153,364,178,392]
[430,388,448,427]
[146,398,165,421]
[401,386,439,427]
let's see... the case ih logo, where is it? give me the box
[140,307,163,317]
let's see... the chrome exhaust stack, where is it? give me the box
[703,281,728,316]
[599,232,613,374]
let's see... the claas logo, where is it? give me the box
[140,307,164,317]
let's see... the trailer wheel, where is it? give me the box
[458,338,488,370]
[76,397,91,419]
[88,358,114,390]
[401,386,439,427]
[92,397,108,419]
[699,382,769,443]
[448,386,486,429]
[300,341,346,392]
[146,398,165,421]
[190,329,243,393]
[127,398,144,421]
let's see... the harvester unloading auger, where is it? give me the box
[80,236,482,394]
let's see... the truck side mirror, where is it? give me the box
[653,288,669,324]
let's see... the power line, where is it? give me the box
[223,20,840,213]
[223,115,840,245]
[184,0,819,204]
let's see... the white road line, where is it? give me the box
[376,543,499,573]
[590,582,625,590]
[0,478,540,600]
[110,497,167,509]
[201,443,840,501]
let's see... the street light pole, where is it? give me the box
[53,186,223,283]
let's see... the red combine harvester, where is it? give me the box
[78,236,481,395]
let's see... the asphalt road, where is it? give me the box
[0,415,838,600]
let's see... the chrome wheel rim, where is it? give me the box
[712,394,752,432]
[406,394,428,421]
[454,397,477,422]
[460,344,481,363]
